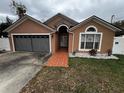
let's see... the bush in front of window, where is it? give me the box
[89,49,97,56]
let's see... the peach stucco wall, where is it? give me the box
[68,33,73,53]
[46,16,76,30]
[71,20,115,53]
[9,19,55,52]
[9,19,51,33]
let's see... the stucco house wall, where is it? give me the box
[44,14,78,30]
[9,19,55,52]
[72,20,115,54]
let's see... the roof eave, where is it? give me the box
[26,15,55,32]
[3,16,27,32]
[93,16,122,32]
[3,15,55,33]
[70,16,122,32]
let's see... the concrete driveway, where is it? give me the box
[0,52,44,93]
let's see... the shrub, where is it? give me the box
[107,49,112,56]
[72,49,78,55]
[89,49,97,56]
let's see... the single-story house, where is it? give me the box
[4,13,122,55]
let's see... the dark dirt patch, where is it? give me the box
[0,50,6,54]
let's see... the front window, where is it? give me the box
[80,26,102,51]
[85,34,94,49]
[80,34,101,50]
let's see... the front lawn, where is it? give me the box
[20,55,124,93]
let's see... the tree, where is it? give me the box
[113,20,124,29]
[0,17,13,37]
[10,0,27,19]
[113,20,124,36]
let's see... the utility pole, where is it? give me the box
[111,15,115,24]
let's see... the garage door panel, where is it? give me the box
[43,38,50,52]
[32,36,50,52]
[14,36,32,51]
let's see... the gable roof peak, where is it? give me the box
[89,15,101,19]
[57,13,63,15]
[44,13,78,25]
[3,14,55,32]
[70,15,122,32]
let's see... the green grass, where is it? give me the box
[21,55,124,93]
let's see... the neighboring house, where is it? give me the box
[3,13,122,55]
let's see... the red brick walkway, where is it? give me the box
[46,50,68,67]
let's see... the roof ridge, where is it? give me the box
[44,13,78,25]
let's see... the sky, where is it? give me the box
[0,0,124,23]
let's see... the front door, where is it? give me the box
[60,35,68,48]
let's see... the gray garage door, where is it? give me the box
[14,35,50,53]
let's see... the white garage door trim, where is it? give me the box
[11,33,51,53]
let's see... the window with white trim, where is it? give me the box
[80,26,102,50]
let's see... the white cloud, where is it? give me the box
[0,13,17,22]
[0,0,124,23]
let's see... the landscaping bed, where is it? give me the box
[69,53,119,59]
[20,55,124,93]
